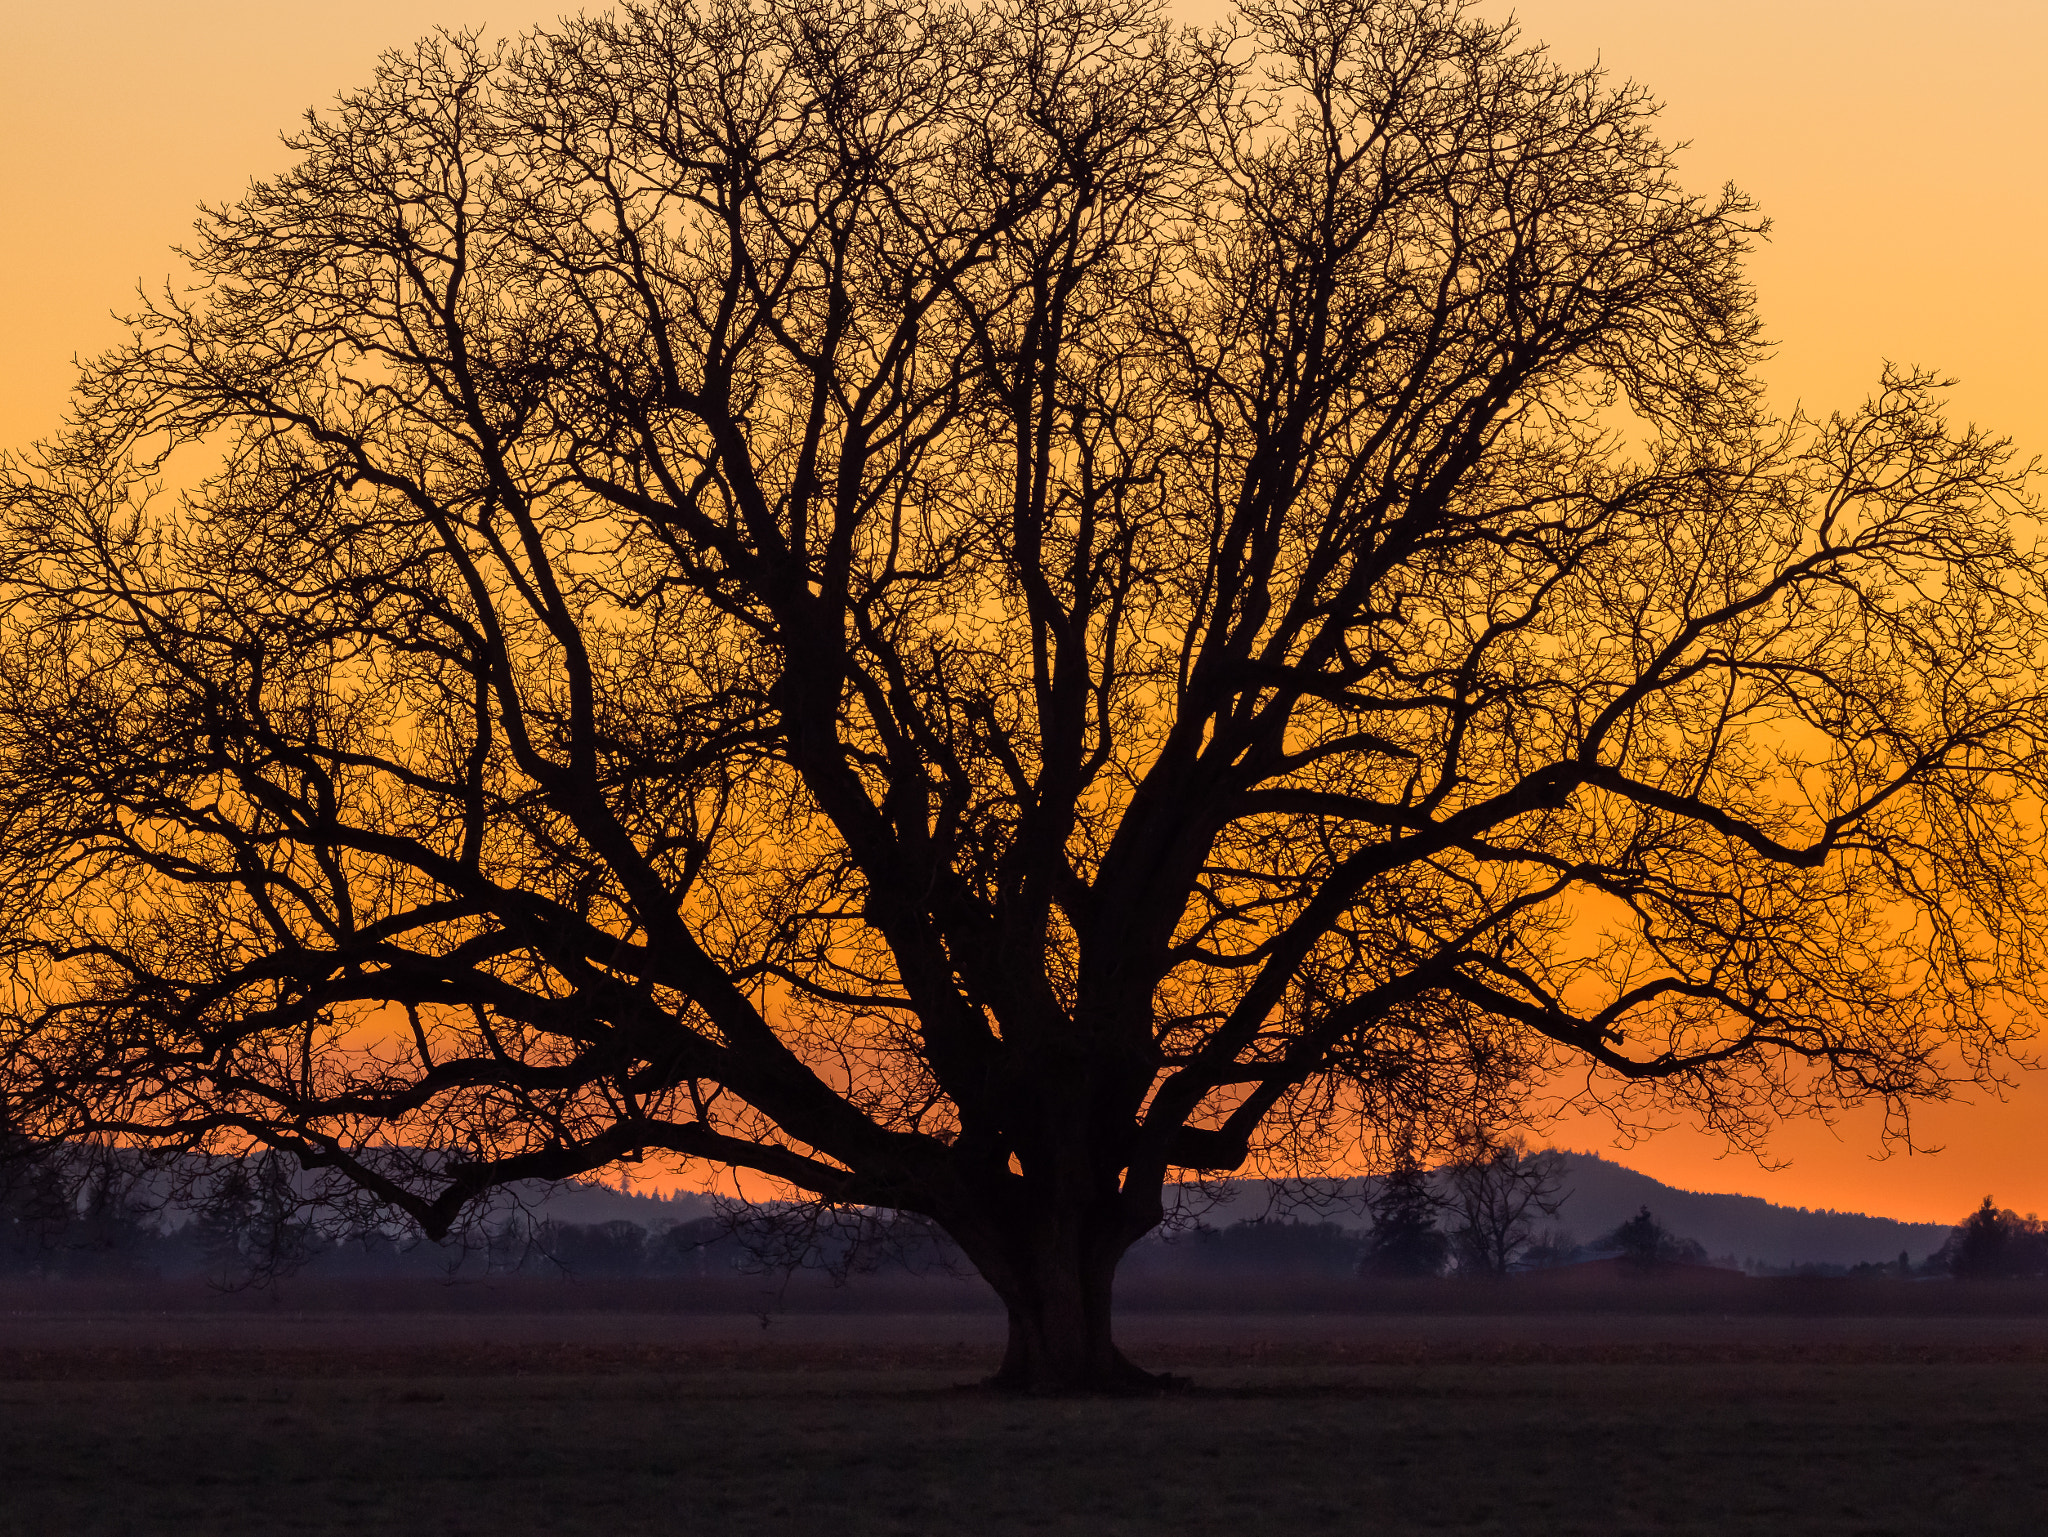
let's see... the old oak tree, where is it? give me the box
[2,0,2043,1388]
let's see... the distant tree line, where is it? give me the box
[9,1142,2038,1285]
[0,1150,976,1285]
[0,1141,1578,1283]
[0,1139,1626,1284]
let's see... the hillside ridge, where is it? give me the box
[1527,1151,1955,1268]
[1205,1150,1959,1269]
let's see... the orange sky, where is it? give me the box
[4,0,2044,1225]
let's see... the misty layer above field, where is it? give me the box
[1,1149,1959,1281]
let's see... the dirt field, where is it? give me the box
[2,1304,2044,1535]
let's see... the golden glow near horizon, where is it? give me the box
[4,0,2045,1226]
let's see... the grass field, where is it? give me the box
[2,1313,2046,1536]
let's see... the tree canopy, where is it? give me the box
[1600,1205,1706,1269]
[1939,1197,2048,1280]
[1,0,2042,1388]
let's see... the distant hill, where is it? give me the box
[1196,1151,1958,1270]
[1534,1151,1954,1269]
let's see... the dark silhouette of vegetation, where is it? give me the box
[1132,1216,1366,1279]
[0,1158,153,1279]
[1518,1226,1581,1270]
[1938,1197,2048,1279]
[1440,1138,1568,1275]
[1360,1164,1448,1277]
[2,0,2045,1389]
[1601,1206,1708,1269]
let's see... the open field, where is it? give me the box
[2,1302,2046,1535]
[9,1272,2048,1318]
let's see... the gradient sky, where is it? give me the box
[3,1,2043,1224]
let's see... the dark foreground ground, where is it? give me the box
[3,1291,2045,1535]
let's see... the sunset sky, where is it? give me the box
[4,0,2044,1225]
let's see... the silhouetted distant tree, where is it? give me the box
[0,1154,79,1278]
[1939,1197,2048,1279]
[1601,1206,1706,1269]
[0,1145,165,1279]
[1361,1164,1448,1278]
[3,0,2046,1388]
[1441,1138,1568,1275]
[178,1152,324,1286]
[1519,1227,1581,1270]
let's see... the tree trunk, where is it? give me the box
[969,1221,1172,1394]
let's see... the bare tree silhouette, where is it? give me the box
[1442,1138,1567,1276]
[2,0,2044,1389]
